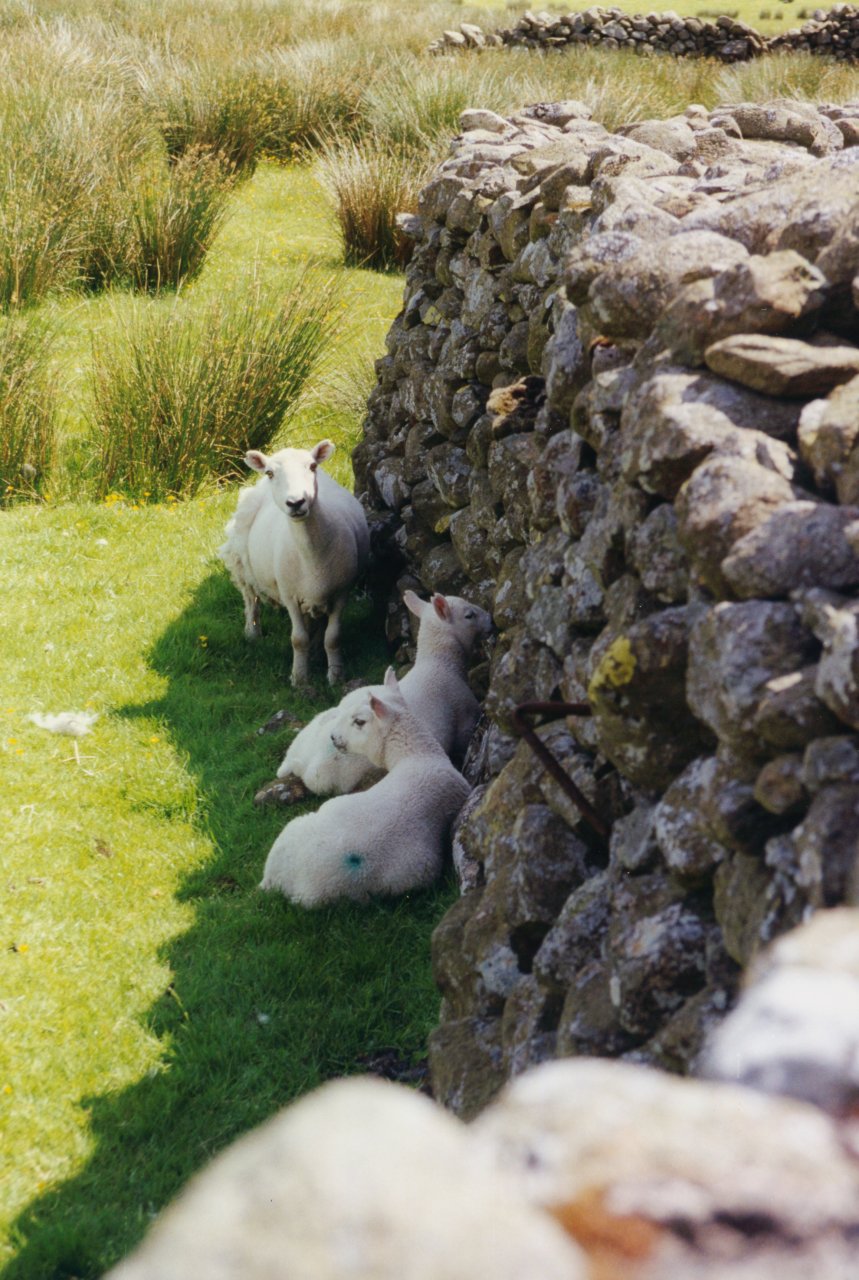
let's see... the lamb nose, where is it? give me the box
[287,498,305,510]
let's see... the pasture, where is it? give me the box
[3,0,859,1275]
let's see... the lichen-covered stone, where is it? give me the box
[607,873,712,1036]
[588,605,715,788]
[687,601,817,757]
[653,757,727,880]
[428,1015,507,1119]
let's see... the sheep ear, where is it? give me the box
[383,666,401,695]
[369,693,394,721]
[432,593,452,623]
[403,590,426,618]
[312,439,335,464]
[246,450,270,473]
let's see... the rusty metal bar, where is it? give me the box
[511,700,611,846]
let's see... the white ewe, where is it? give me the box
[218,440,369,686]
[260,669,470,906]
[275,590,493,798]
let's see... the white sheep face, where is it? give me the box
[331,669,403,766]
[404,590,495,652]
[245,440,335,521]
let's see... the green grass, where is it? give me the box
[0,496,456,1280]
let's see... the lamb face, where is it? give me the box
[245,440,335,522]
[445,595,495,653]
[405,589,494,657]
[331,697,378,760]
[333,670,406,766]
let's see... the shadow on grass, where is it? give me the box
[4,571,457,1280]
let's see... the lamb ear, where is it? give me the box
[369,693,394,721]
[383,666,401,696]
[312,439,335,464]
[432,593,452,623]
[403,590,426,618]
[246,450,270,473]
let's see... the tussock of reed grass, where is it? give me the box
[89,271,343,500]
[318,136,435,271]
[129,149,236,293]
[0,316,57,504]
[151,64,268,174]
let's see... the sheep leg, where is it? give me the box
[285,600,311,687]
[323,594,347,686]
[243,590,262,640]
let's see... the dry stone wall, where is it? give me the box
[430,4,859,63]
[354,95,859,1119]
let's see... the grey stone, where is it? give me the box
[802,735,859,792]
[675,456,799,596]
[621,367,799,499]
[428,1015,507,1120]
[627,504,689,603]
[705,334,859,398]
[812,595,859,730]
[654,757,727,880]
[607,873,711,1036]
[609,801,660,874]
[586,230,748,340]
[714,851,778,967]
[723,502,859,599]
[798,376,859,502]
[754,754,808,817]
[426,443,472,509]
[752,665,843,750]
[655,251,827,366]
[533,872,612,991]
[500,975,560,1078]
[687,602,818,758]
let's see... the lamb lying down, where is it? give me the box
[260,669,470,906]
[275,590,493,801]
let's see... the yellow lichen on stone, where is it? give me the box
[588,637,637,699]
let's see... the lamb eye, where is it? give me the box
[464,609,474,618]
[265,469,274,479]
[353,717,365,728]
[309,462,318,472]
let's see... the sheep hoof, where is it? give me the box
[254,776,309,807]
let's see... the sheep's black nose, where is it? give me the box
[287,498,305,510]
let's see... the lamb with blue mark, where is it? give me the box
[260,669,470,906]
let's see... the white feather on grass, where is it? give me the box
[28,711,99,738]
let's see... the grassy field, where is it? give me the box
[3,0,859,1275]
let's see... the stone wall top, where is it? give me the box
[429,5,859,62]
